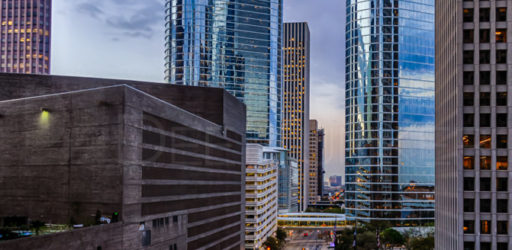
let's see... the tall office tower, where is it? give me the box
[317,128,325,197]
[345,0,435,225]
[436,1,512,249]
[245,144,278,250]
[0,0,51,74]
[165,0,283,147]
[278,153,299,213]
[309,119,321,204]
[282,22,310,210]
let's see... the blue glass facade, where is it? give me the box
[165,0,282,147]
[345,0,435,225]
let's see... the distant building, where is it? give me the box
[436,1,512,249]
[278,151,299,213]
[245,144,279,250]
[282,22,310,211]
[0,74,246,249]
[329,176,342,187]
[317,128,325,197]
[0,0,51,74]
[309,120,322,204]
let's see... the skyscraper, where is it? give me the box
[317,127,325,197]
[309,119,321,204]
[345,0,435,225]
[282,22,310,210]
[436,1,512,249]
[0,0,51,74]
[165,0,283,147]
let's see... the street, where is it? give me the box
[284,230,333,250]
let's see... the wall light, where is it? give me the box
[40,108,51,113]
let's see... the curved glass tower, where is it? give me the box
[165,0,282,147]
[345,0,435,225]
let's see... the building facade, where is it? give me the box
[0,0,51,74]
[278,150,299,213]
[245,144,278,250]
[436,1,512,249]
[0,74,246,250]
[164,0,283,147]
[345,0,435,225]
[309,119,321,204]
[318,128,325,197]
[329,175,342,187]
[282,22,310,210]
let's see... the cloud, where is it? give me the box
[75,2,104,19]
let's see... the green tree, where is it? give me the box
[335,228,355,250]
[408,235,434,250]
[276,228,287,242]
[357,231,378,250]
[380,228,404,249]
[30,221,45,236]
[263,236,280,250]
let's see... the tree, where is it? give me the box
[276,228,287,242]
[408,235,434,250]
[335,228,355,250]
[380,228,404,249]
[357,231,378,250]
[30,220,45,236]
[263,236,280,250]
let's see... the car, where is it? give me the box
[303,232,308,237]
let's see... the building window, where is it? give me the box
[464,241,475,250]
[464,51,474,64]
[464,177,475,191]
[497,50,507,64]
[464,71,474,85]
[481,242,491,250]
[463,134,474,148]
[479,71,490,85]
[497,71,507,85]
[464,220,475,234]
[481,220,491,234]
[480,199,491,212]
[497,221,508,234]
[481,177,491,191]
[464,199,475,212]
[497,177,508,191]
[497,156,508,170]
[480,29,490,43]
[464,29,474,43]
[464,242,475,250]
[464,114,474,127]
[480,50,490,64]
[480,156,491,170]
[464,156,474,169]
[480,114,490,127]
[498,243,508,250]
[463,8,473,22]
[497,199,508,213]
[480,135,491,148]
[497,8,507,22]
[464,92,474,106]
[497,114,507,127]
[497,92,507,106]
[496,29,507,43]
[480,92,490,106]
[480,8,490,22]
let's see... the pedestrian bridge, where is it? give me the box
[278,212,347,230]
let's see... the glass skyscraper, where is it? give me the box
[165,0,282,147]
[345,0,435,225]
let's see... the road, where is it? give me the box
[284,230,333,250]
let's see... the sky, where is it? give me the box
[51,0,346,181]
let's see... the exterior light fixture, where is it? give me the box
[40,108,51,113]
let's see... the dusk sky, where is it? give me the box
[52,0,346,181]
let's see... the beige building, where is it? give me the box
[309,120,321,204]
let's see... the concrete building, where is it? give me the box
[436,1,512,249]
[0,74,246,250]
[0,0,51,74]
[309,120,321,204]
[164,0,283,147]
[329,176,342,187]
[282,22,311,211]
[245,144,278,250]
[345,0,435,225]
[317,128,325,197]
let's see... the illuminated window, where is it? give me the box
[497,156,508,170]
[463,156,474,169]
[479,135,491,148]
[464,220,475,234]
[463,135,474,148]
[496,29,507,43]
[480,156,491,170]
[480,220,491,234]
[463,8,473,22]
